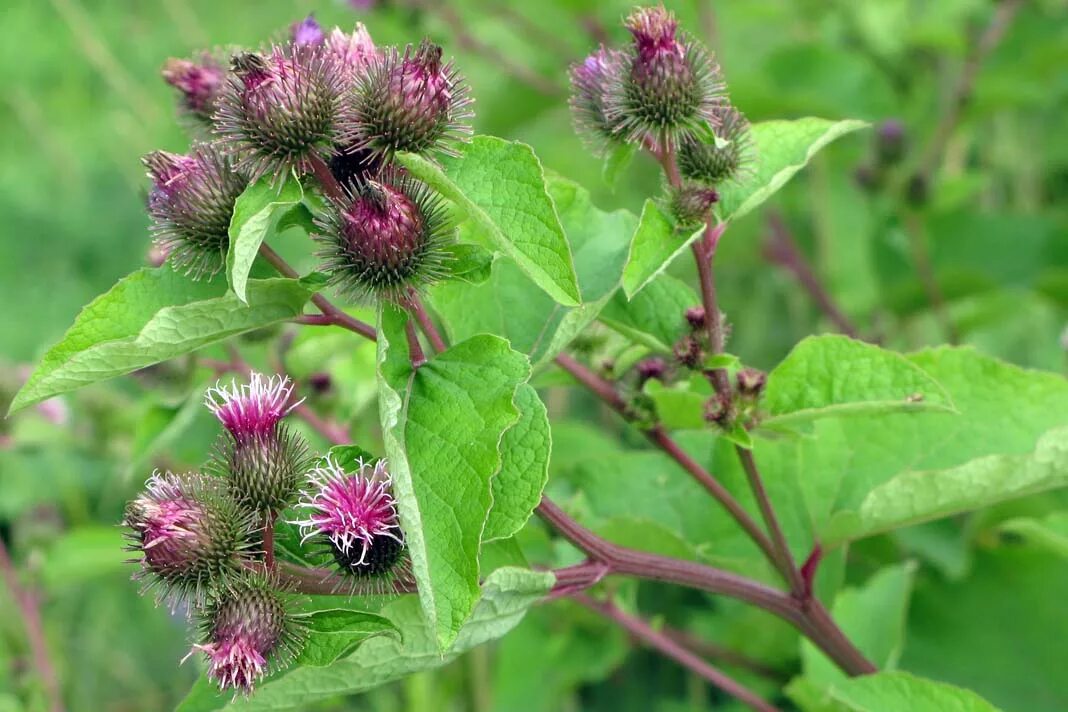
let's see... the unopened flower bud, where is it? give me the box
[569,45,625,152]
[293,456,406,582]
[215,45,343,180]
[636,357,667,385]
[344,39,473,159]
[673,334,704,369]
[143,143,248,278]
[678,106,754,185]
[191,572,304,695]
[876,119,906,166]
[684,306,706,330]
[668,183,718,227]
[703,392,733,427]
[291,15,325,47]
[124,472,256,602]
[315,170,452,301]
[206,374,311,513]
[163,54,226,125]
[606,5,725,152]
[736,367,766,397]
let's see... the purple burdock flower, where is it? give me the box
[214,45,343,180]
[162,53,226,125]
[143,142,248,278]
[604,5,726,153]
[291,14,325,46]
[569,45,625,153]
[684,305,706,330]
[205,373,300,444]
[325,24,378,79]
[678,105,755,186]
[344,38,473,159]
[636,357,667,385]
[293,455,405,579]
[190,573,304,696]
[315,169,452,301]
[124,472,255,603]
[206,373,311,514]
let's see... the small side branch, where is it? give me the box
[574,594,782,712]
[0,537,64,712]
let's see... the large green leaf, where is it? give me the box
[10,268,320,412]
[762,335,955,428]
[431,175,636,367]
[484,384,551,542]
[177,567,553,711]
[397,136,580,306]
[377,303,530,649]
[600,274,699,352]
[226,174,304,303]
[294,609,398,667]
[717,118,868,222]
[620,200,704,299]
[737,346,1068,549]
[828,672,1002,712]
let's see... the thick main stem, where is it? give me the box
[536,498,876,676]
[574,595,782,712]
[0,537,64,712]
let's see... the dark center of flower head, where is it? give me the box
[389,41,451,124]
[144,151,199,199]
[340,183,426,279]
[330,534,404,577]
[135,496,205,573]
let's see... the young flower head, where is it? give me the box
[667,182,719,228]
[569,45,625,153]
[143,142,249,278]
[290,14,325,47]
[163,53,228,126]
[605,5,726,153]
[293,455,406,583]
[214,44,343,180]
[344,39,473,160]
[324,24,378,80]
[190,572,304,696]
[315,169,453,301]
[206,373,311,513]
[677,105,755,185]
[123,471,257,603]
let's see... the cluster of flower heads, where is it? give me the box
[123,372,406,696]
[147,15,471,300]
[569,5,755,226]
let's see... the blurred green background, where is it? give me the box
[1,0,1067,710]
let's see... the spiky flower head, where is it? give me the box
[605,5,726,152]
[206,374,311,513]
[143,142,248,278]
[293,455,406,580]
[190,572,304,696]
[214,44,343,180]
[344,39,473,160]
[205,373,300,444]
[315,170,452,301]
[668,182,719,228]
[291,14,325,47]
[324,24,378,79]
[677,105,754,185]
[569,45,625,153]
[123,471,257,603]
[163,53,227,126]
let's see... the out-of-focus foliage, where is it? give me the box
[2,0,1067,710]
